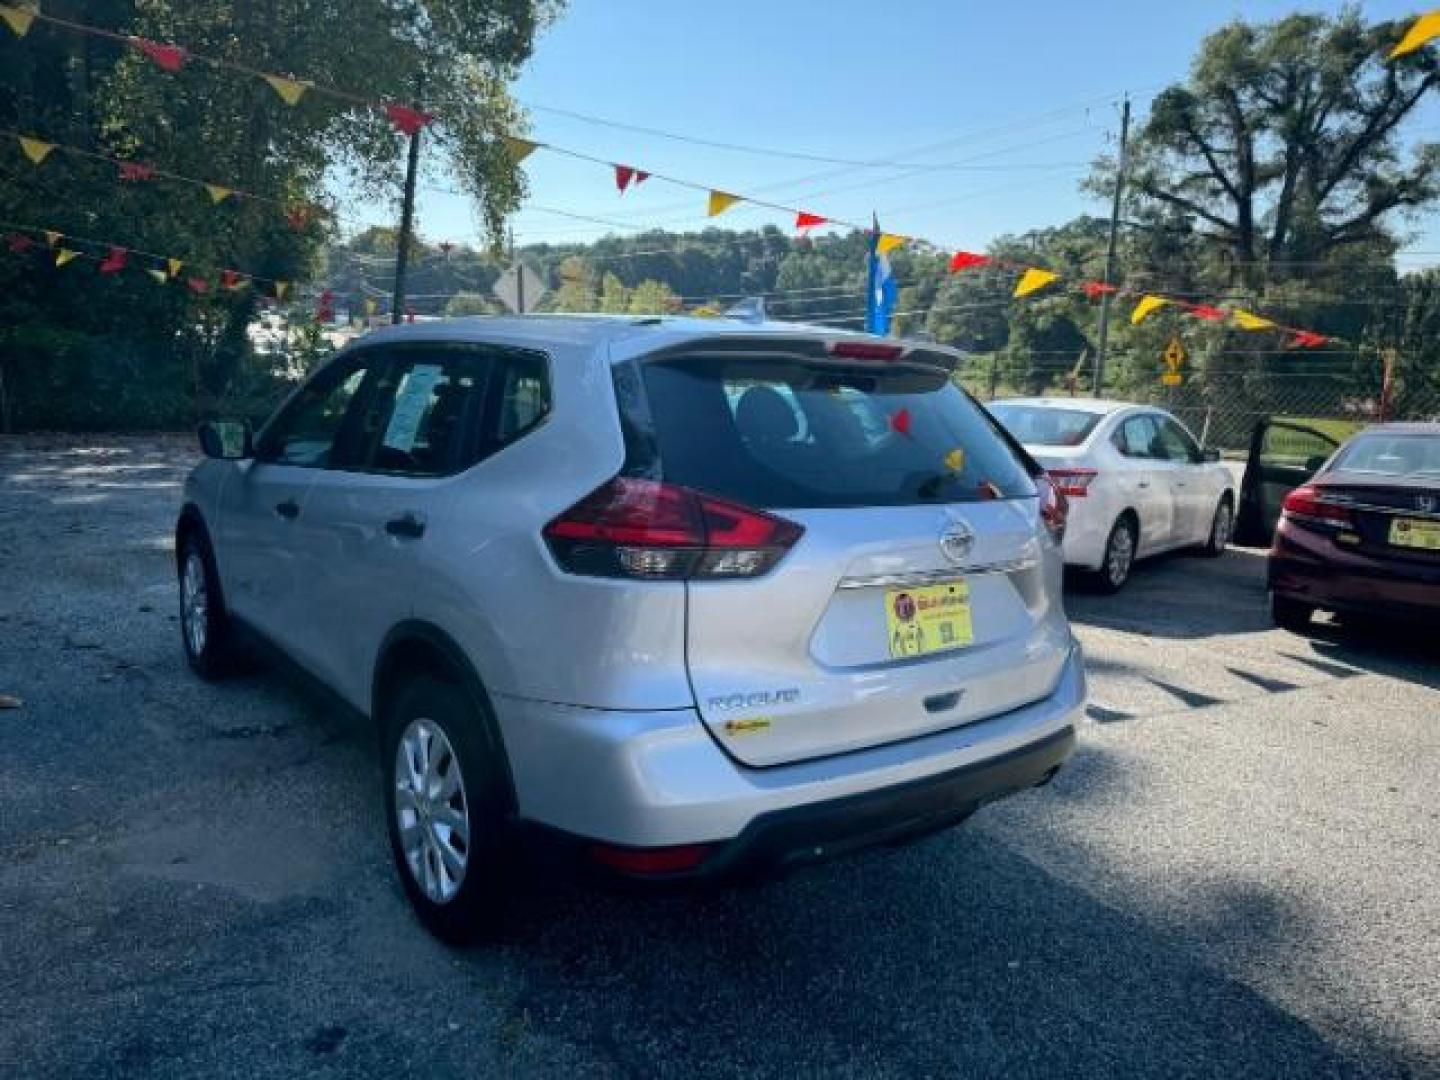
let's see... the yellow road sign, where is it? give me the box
[1163,337,1186,372]
[1161,372,1183,386]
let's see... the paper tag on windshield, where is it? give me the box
[382,364,444,452]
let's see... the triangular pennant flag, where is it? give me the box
[1081,280,1117,299]
[274,281,289,300]
[385,104,434,137]
[55,248,80,268]
[118,160,156,182]
[18,136,55,165]
[263,74,311,106]
[948,251,990,273]
[1233,309,1277,331]
[147,268,169,284]
[502,135,539,162]
[0,4,36,37]
[796,211,828,233]
[43,230,62,247]
[615,164,637,193]
[876,233,905,256]
[221,269,247,291]
[1131,295,1170,324]
[1187,303,1226,322]
[6,232,34,253]
[205,184,234,204]
[1288,330,1329,348]
[889,408,912,436]
[187,277,209,295]
[707,190,741,217]
[132,38,186,72]
[167,258,183,278]
[364,298,378,316]
[1390,11,1440,58]
[98,246,128,275]
[1013,268,1058,298]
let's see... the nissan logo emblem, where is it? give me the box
[940,520,975,564]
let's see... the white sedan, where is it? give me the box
[989,398,1236,591]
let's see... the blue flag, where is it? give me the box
[865,215,898,335]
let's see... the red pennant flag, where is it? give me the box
[187,277,210,295]
[795,211,828,233]
[615,164,635,193]
[385,104,433,137]
[220,269,245,290]
[1081,280,1118,299]
[948,251,990,273]
[118,161,156,182]
[1287,330,1329,348]
[889,408,912,436]
[1187,303,1226,322]
[6,232,34,253]
[132,38,186,72]
[316,289,335,323]
[98,246,128,275]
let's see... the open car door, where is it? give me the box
[1233,418,1341,546]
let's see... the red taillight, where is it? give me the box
[1037,473,1069,543]
[827,340,905,361]
[1046,467,1097,498]
[588,842,713,875]
[1280,485,1352,530]
[543,477,803,580]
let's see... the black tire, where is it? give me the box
[178,530,236,680]
[382,674,512,944]
[1271,593,1314,634]
[1092,515,1138,594]
[1200,495,1234,558]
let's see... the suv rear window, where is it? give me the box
[634,354,1035,509]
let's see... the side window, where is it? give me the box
[493,353,552,445]
[1156,418,1201,463]
[364,354,488,476]
[1115,416,1159,459]
[256,362,371,467]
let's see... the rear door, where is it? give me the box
[637,344,1072,768]
[1234,419,1339,545]
[1154,415,1212,543]
[1112,414,1176,552]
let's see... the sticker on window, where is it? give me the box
[382,364,445,452]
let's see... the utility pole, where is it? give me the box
[1093,96,1131,397]
[391,117,423,325]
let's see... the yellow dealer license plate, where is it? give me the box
[1389,517,1440,551]
[885,581,973,659]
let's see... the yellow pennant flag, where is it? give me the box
[0,4,37,37]
[876,233,906,256]
[167,258,184,278]
[205,184,234,204]
[43,230,62,247]
[263,74,311,106]
[502,136,539,162]
[364,298,377,316]
[707,190,742,217]
[1233,309,1277,331]
[1013,268,1058,298]
[274,281,289,301]
[147,268,169,284]
[19,136,55,165]
[55,248,80,268]
[1390,11,1440,58]
[1130,295,1170,324]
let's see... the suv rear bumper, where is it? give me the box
[494,644,1084,864]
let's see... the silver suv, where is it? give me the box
[177,316,1085,940]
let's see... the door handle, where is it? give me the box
[275,498,300,520]
[1137,480,1150,489]
[385,513,426,539]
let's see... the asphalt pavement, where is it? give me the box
[1,435,1437,1079]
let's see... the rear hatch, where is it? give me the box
[634,338,1071,767]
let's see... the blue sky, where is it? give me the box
[373,1,1440,266]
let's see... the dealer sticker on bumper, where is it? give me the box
[1389,517,1440,551]
[885,581,973,658]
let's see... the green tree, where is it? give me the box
[444,292,498,317]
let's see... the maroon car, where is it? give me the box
[1268,423,1440,632]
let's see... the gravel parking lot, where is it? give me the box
[2,435,1437,1079]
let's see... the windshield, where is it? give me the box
[1331,433,1440,477]
[988,404,1104,447]
[636,354,1036,509]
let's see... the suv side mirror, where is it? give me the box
[198,420,253,460]
[1202,448,1222,463]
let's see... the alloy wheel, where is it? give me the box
[394,718,471,905]
[1107,524,1135,587]
[1212,503,1233,550]
[181,551,208,657]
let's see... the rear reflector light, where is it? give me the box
[588,842,712,875]
[1046,467,1097,498]
[1037,473,1069,543]
[1281,485,1352,530]
[544,477,803,580]
[827,340,904,361]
